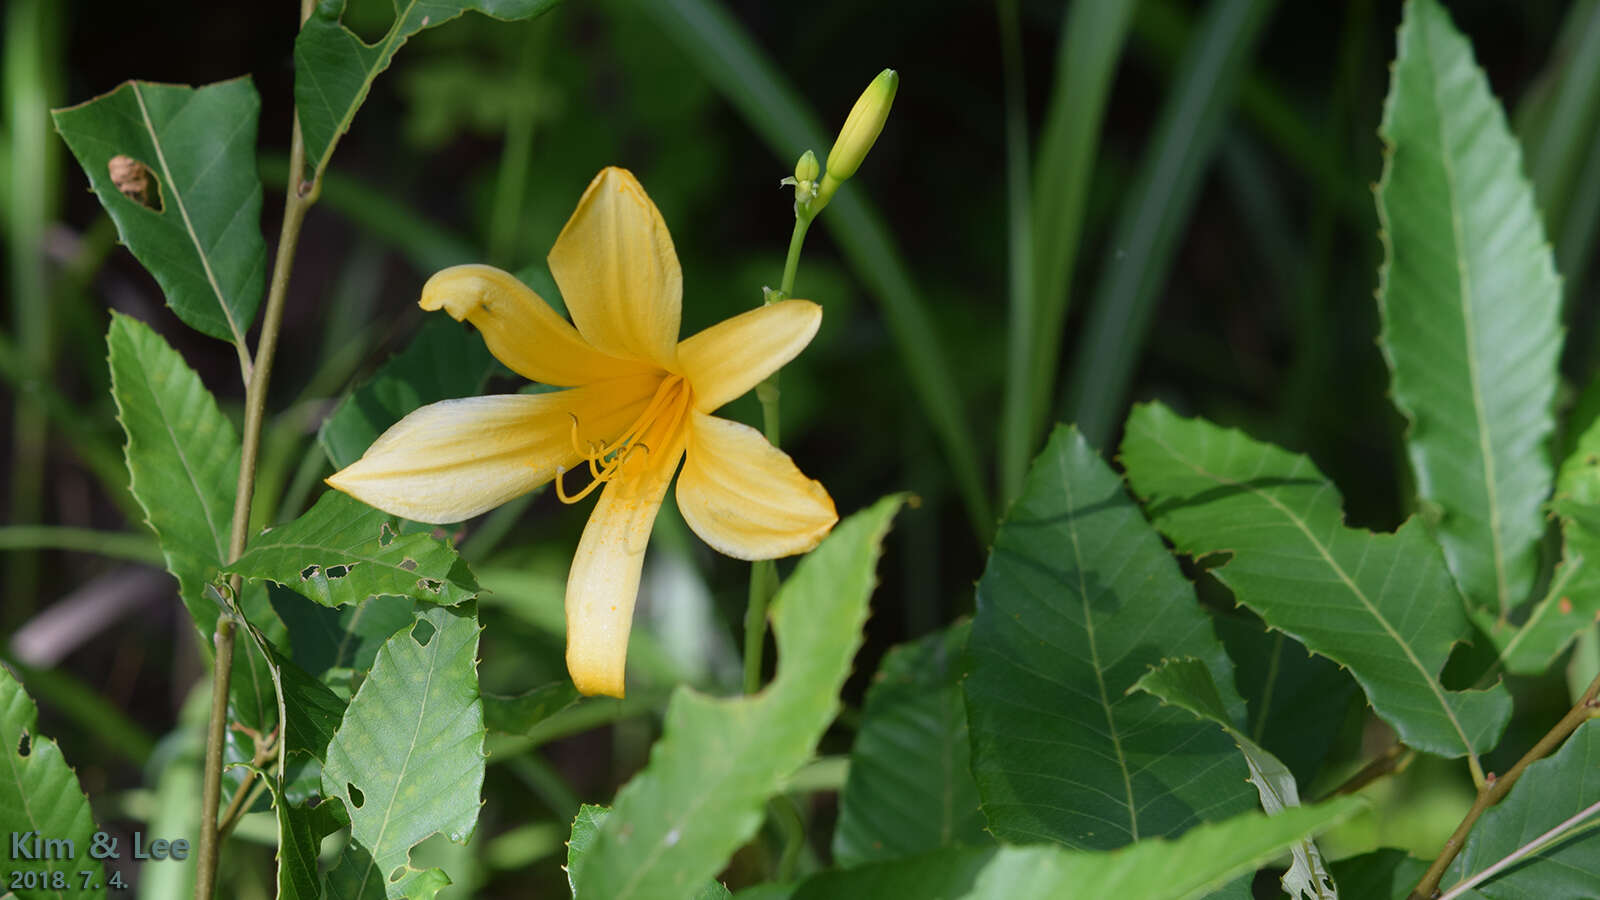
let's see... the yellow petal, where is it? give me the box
[565,438,687,698]
[419,264,654,387]
[676,300,822,413]
[676,411,837,560]
[326,374,661,523]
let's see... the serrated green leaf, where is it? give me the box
[295,0,561,185]
[269,585,421,682]
[1119,402,1513,758]
[833,621,989,867]
[107,313,236,626]
[108,316,280,738]
[321,604,485,900]
[1132,659,1336,900]
[573,497,904,900]
[54,79,264,345]
[1375,0,1562,614]
[1483,414,1600,673]
[964,425,1253,850]
[323,840,388,900]
[251,765,344,900]
[319,316,498,471]
[1441,721,1600,898]
[228,490,478,608]
[779,800,1362,900]
[0,667,104,900]
[565,805,730,899]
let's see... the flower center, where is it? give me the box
[557,374,691,504]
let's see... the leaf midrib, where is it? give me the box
[129,83,248,352]
[1418,11,1513,613]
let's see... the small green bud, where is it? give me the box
[824,68,898,182]
[794,149,820,184]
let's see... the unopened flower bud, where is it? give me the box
[824,69,898,182]
[794,149,820,185]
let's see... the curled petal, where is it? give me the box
[420,264,653,387]
[676,411,837,561]
[565,435,688,698]
[326,375,661,523]
[676,300,822,413]
[548,167,682,368]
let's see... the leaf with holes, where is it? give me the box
[54,79,265,345]
[296,0,561,186]
[1376,0,1562,614]
[1119,402,1513,758]
[572,497,903,900]
[964,425,1254,850]
[1440,721,1600,898]
[0,667,104,900]
[228,490,477,608]
[321,604,485,900]
[1132,659,1336,900]
[319,316,498,471]
[833,621,989,866]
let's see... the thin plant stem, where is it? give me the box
[1409,670,1600,899]
[194,4,318,897]
[1437,798,1600,900]
[1320,743,1412,799]
[996,0,1037,506]
[743,207,817,696]
[0,525,163,565]
[769,795,806,881]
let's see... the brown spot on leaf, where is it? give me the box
[108,155,161,210]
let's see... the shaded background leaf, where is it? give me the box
[832,620,989,867]
[964,425,1254,849]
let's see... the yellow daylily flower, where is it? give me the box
[326,167,838,698]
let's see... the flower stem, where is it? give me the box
[1409,670,1600,900]
[194,5,317,897]
[743,208,818,696]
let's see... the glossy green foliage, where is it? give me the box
[318,316,498,471]
[832,621,989,867]
[0,668,103,900]
[55,79,264,344]
[965,425,1253,849]
[571,497,903,900]
[228,490,478,608]
[566,805,731,900]
[321,604,486,900]
[295,0,561,185]
[1376,0,1562,614]
[1120,402,1513,757]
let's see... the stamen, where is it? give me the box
[555,465,604,504]
[557,375,692,505]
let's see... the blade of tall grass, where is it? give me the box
[1061,0,1276,447]
[639,0,994,540]
[1516,0,1600,269]
[997,0,1037,508]
[1002,0,1136,504]
[4,0,62,625]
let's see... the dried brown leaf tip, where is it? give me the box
[108,154,160,210]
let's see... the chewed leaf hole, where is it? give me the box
[412,618,437,647]
[300,564,320,580]
[418,577,443,594]
[17,730,31,758]
[108,154,163,211]
[389,866,407,884]
[398,558,418,572]
[347,783,364,809]
[326,564,353,579]
[379,522,397,547]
